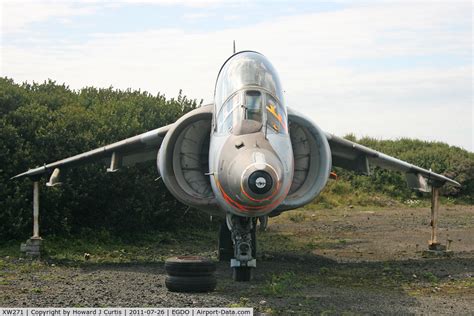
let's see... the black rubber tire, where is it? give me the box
[165,256,216,277]
[218,222,234,262]
[233,267,253,282]
[165,275,216,292]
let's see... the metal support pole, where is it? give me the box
[32,181,41,239]
[430,186,439,246]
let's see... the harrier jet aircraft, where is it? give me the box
[14,51,460,281]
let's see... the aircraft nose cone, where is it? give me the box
[248,170,273,195]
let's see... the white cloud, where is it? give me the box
[1,1,100,34]
[0,0,227,34]
[1,1,472,150]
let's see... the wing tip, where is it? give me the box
[10,166,47,180]
[450,179,462,187]
[11,172,28,180]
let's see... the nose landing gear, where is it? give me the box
[219,214,257,281]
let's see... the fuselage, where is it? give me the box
[209,51,294,217]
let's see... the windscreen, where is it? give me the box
[245,90,262,122]
[216,93,241,133]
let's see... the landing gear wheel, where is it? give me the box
[164,256,217,292]
[233,267,253,282]
[218,222,233,262]
[165,256,216,276]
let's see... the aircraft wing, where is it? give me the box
[12,124,173,180]
[325,133,461,190]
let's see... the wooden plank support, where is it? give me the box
[33,181,40,239]
[428,186,446,251]
[20,181,43,257]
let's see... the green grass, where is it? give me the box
[228,297,250,308]
[312,180,402,209]
[262,272,303,296]
[404,277,473,297]
[0,228,218,265]
[422,272,439,284]
[0,242,23,258]
[310,179,470,210]
[288,212,306,223]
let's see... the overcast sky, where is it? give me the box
[1,0,472,151]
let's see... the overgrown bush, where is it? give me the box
[0,78,205,240]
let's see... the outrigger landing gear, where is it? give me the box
[220,214,257,281]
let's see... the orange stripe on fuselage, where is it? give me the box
[215,177,283,215]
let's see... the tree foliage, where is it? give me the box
[0,78,203,240]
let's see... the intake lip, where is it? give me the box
[248,170,273,195]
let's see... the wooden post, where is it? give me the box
[430,186,439,246]
[425,185,449,254]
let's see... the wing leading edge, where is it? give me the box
[12,124,172,180]
[326,133,461,191]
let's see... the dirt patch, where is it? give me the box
[1,205,473,315]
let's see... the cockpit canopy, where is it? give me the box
[214,51,287,135]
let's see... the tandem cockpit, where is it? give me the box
[214,51,288,136]
[209,51,294,219]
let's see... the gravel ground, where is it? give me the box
[1,205,473,315]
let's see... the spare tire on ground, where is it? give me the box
[164,256,217,292]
